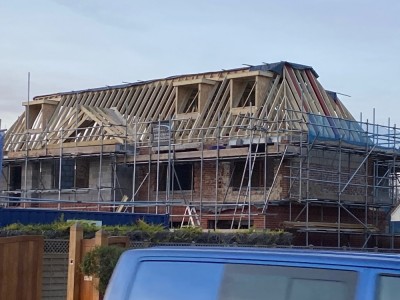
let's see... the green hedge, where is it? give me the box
[0,220,292,246]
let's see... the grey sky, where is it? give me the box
[1,0,399,129]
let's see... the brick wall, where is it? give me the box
[133,150,393,233]
[135,158,284,204]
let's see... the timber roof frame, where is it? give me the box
[4,61,362,156]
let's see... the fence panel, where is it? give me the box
[0,235,43,300]
[42,239,69,300]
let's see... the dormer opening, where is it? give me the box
[174,78,216,119]
[23,97,60,130]
[178,85,199,114]
[229,71,272,115]
[237,79,256,108]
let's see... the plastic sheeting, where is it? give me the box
[308,114,400,150]
[307,113,373,147]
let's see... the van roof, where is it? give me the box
[127,247,400,270]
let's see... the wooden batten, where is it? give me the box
[173,78,218,86]
[226,70,273,79]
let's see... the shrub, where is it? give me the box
[170,226,202,243]
[80,245,125,296]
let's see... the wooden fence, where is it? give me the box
[0,235,44,300]
[67,224,129,300]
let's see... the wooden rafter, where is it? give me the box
[4,63,362,154]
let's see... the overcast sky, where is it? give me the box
[0,0,399,129]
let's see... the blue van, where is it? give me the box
[104,247,400,300]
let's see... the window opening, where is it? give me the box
[9,165,22,206]
[208,219,253,229]
[10,165,22,190]
[52,158,89,189]
[231,158,274,189]
[158,163,193,191]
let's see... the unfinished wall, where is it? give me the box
[88,158,113,201]
[1,157,115,204]
[285,149,376,203]
[134,157,284,205]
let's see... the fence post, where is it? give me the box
[92,229,109,300]
[95,229,109,247]
[67,223,83,300]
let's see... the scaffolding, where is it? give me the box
[2,109,400,246]
[2,62,400,248]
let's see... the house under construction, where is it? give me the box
[1,61,400,248]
